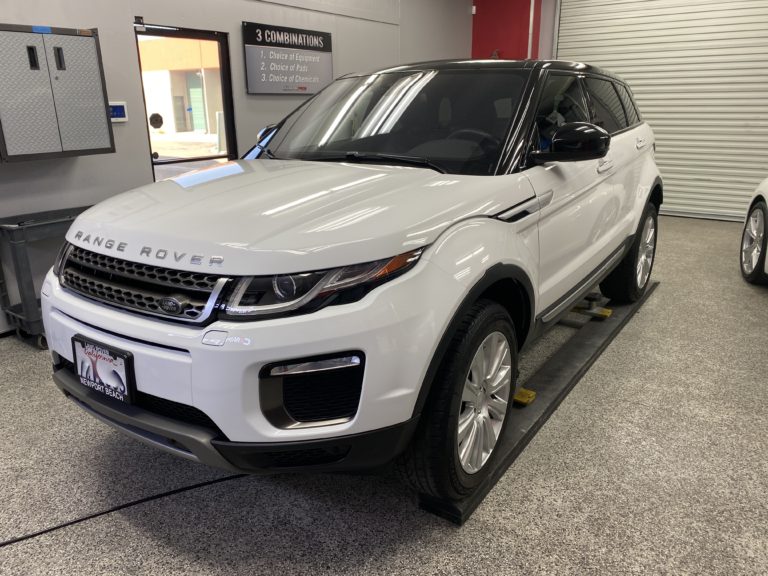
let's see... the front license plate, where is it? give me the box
[71,335,135,403]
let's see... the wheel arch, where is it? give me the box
[411,263,534,417]
[649,176,663,212]
[748,193,766,212]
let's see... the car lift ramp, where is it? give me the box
[418,282,659,525]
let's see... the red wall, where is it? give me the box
[472,0,542,60]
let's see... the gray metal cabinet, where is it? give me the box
[0,24,114,161]
[0,31,62,156]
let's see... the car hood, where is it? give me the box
[68,159,532,275]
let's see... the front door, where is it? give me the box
[525,72,620,313]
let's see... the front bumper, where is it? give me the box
[41,258,465,456]
[53,365,419,473]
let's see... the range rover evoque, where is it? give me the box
[43,60,662,501]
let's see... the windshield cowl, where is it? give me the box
[292,151,448,174]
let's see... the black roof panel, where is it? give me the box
[353,59,621,82]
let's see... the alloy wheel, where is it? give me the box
[741,207,765,274]
[457,331,512,474]
[636,215,656,289]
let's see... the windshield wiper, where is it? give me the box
[309,151,447,174]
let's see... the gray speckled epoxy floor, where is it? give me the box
[1,216,766,575]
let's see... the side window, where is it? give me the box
[584,77,627,134]
[614,82,640,126]
[533,74,590,152]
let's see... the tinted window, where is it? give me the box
[268,70,528,175]
[533,74,589,152]
[614,82,640,126]
[584,77,627,134]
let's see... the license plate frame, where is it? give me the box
[71,334,136,404]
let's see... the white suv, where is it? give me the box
[42,60,662,501]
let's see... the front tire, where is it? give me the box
[600,202,658,303]
[397,300,517,501]
[740,200,768,285]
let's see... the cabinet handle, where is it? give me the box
[54,46,66,70]
[26,46,39,70]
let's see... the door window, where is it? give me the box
[584,77,627,134]
[614,82,640,126]
[533,74,589,152]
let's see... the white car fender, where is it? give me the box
[426,217,537,290]
[408,215,539,417]
[423,214,538,332]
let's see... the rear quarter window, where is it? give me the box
[614,82,640,126]
[584,77,627,134]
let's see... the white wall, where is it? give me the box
[0,0,472,332]
[537,0,559,60]
[400,0,473,63]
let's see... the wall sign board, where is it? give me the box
[242,21,332,95]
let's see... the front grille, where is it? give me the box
[60,246,227,323]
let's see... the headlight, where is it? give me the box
[221,248,424,320]
[52,242,72,277]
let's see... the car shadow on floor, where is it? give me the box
[74,330,584,568]
[93,432,452,570]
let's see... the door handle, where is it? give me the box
[597,158,614,174]
[636,137,647,149]
[53,46,66,70]
[26,46,40,70]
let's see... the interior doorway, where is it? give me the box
[134,21,237,181]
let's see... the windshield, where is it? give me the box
[267,69,529,175]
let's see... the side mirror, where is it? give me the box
[530,122,610,164]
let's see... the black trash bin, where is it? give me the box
[0,207,88,347]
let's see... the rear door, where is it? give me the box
[613,80,655,225]
[582,76,636,239]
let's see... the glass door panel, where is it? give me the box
[135,27,236,181]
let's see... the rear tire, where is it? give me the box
[397,299,518,501]
[740,200,768,285]
[600,202,658,303]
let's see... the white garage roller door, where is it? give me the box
[556,0,768,220]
